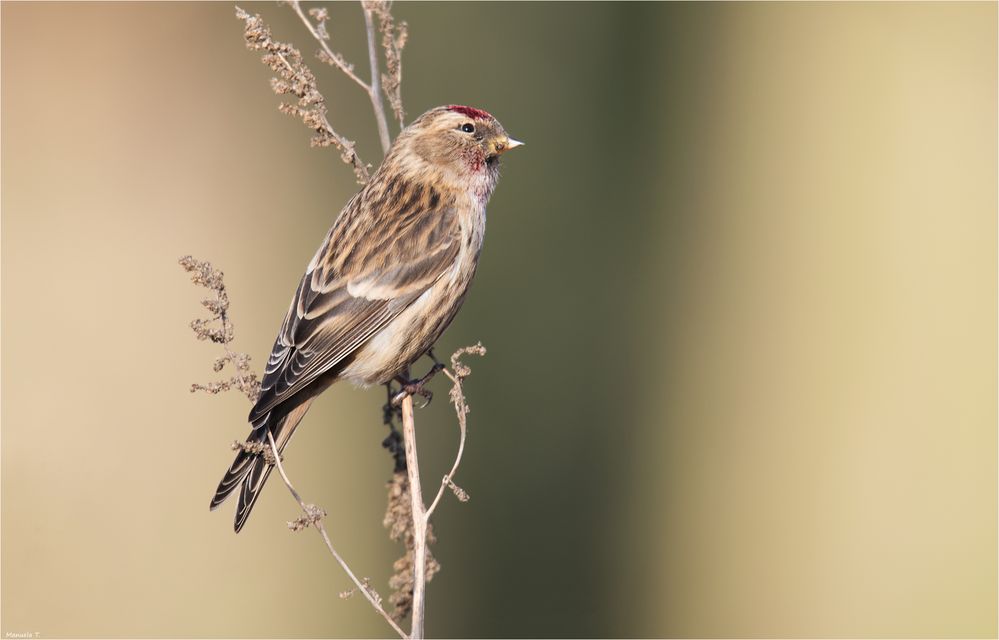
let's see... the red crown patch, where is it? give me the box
[446,105,493,121]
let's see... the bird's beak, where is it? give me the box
[495,136,525,155]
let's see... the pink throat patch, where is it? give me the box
[447,105,492,121]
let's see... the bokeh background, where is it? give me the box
[2,2,996,638]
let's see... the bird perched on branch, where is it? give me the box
[211,105,522,532]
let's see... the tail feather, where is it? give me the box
[209,446,255,511]
[233,453,275,533]
[210,398,315,532]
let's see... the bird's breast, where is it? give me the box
[340,197,487,386]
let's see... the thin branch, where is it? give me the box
[400,394,427,639]
[289,0,393,154]
[267,430,409,640]
[436,344,485,511]
[370,0,407,129]
[288,0,370,92]
[362,2,393,153]
[426,367,472,518]
[397,344,484,638]
[427,382,468,518]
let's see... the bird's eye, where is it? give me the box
[460,123,475,133]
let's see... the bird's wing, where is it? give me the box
[249,186,461,424]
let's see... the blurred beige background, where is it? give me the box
[2,2,996,638]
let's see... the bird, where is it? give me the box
[210,105,522,532]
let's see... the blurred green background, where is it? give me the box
[2,2,996,637]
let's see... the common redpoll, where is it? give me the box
[211,105,522,532]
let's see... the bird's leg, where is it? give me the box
[381,381,407,472]
[426,348,444,369]
[391,359,446,408]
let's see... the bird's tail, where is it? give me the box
[209,399,315,533]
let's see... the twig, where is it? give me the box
[288,0,370,92]
[400,395,426,639]
[369,1,407,129]
[290,0,393,154]
[362,2,393,153]
[426,368,471,518]
[397,344,484,638]
[267,430,409,640]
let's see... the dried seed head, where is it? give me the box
[383,472,439,620]
[234,6,369,183]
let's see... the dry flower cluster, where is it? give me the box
[181,4,481,639]
[179,255,261,402]
[231,438,278,465]
[236,5,370,183]
[384,472,440,621]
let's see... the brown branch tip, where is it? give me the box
[448,342,486,409]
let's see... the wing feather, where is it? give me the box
[248,186,460,424]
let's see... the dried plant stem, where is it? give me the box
[266,430,408,640]
[288,0,369,92]
[273,48,368,181]
[426,367,470,518]
[398,345,482,638]
[400,394,427,639]
[289,0,392,154]
[362,3,393,153]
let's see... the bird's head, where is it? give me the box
[386,105,523,185]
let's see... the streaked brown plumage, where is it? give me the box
[211,105,522,532]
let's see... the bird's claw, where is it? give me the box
[391,363,446,408]
[391,383,433,408]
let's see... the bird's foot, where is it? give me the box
[391,363,446,408]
